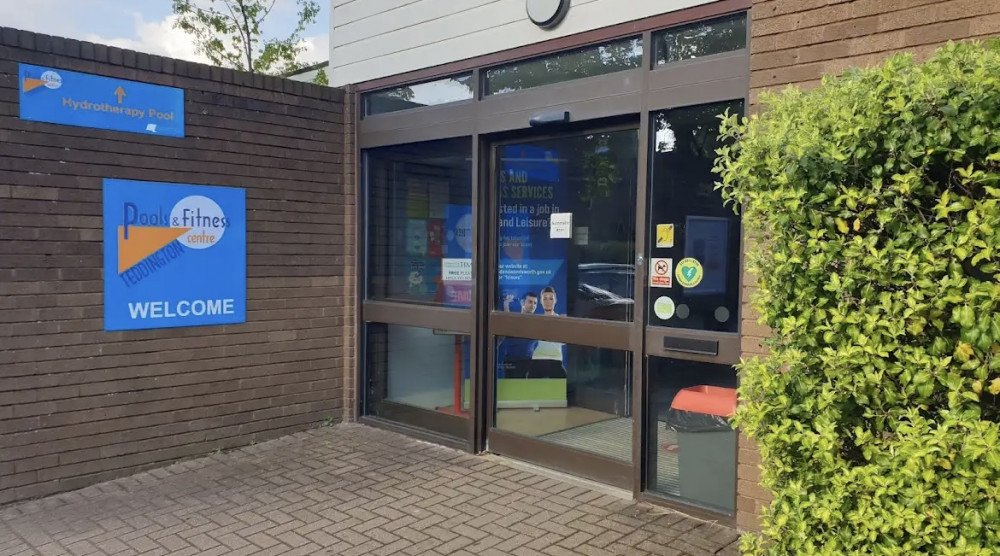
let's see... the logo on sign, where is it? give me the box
[447,213,473,253]
[650,258,672,288]
[675,258,704,288]
[40,70,62,89]
[118,195,230,277]
[104,179,246,331]
[19,63,185,137]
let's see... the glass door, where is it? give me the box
[483,125,640,488]
[361,138,476,443]
[641,101,744,516]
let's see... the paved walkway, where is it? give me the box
[0,423,740,556]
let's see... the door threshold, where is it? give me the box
[480,452,633,501]
[637,491,737,528]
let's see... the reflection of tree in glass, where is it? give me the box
[654,101,742,200]
[580,133,619,205]
[486,38,642,95]
[654,102,738,155]
[368,74,475,115]
[654,14,746,64]
[385,87,415,101]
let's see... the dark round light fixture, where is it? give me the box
[526,0,570,29]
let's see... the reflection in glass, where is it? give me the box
[648,101,743,332]
[494,337,632,463]
[365,138,473,307]
[654,13,747,65]
[646,357,737,513]
[485,37,642,95]
[495,130,638,321]
[365,324,470,438]
[364,73,474,115]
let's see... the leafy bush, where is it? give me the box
[715,40,1000,555]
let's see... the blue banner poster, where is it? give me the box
[440,203,473,308]
[19,64,184,137]
[497,145,567,313]
[494,145,568,407]
[103,179,246,331]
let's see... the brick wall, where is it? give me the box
[751,0,1000,103]
[342,86,358,422]
[0,28,348,505]
[737,0,1000,531]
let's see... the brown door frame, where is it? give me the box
[631,10,753,522]
[478,120,641,490]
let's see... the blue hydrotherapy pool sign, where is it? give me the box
[103,179,246,331]
[19,63,184,137]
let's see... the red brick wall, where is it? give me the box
[751,0,1000,103]
[0,28,348,505]
[738,0,1000,531]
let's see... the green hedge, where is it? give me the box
[715,40,1000,555]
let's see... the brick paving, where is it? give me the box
[0,423,740,556]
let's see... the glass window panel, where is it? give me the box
[365,138,473,307]
[494,336,632,463]
[647,101,743,332]
[365,323,470,438]
[645,357,737,514]
[485,37,642,96]
[364,73,474,115]
[494,129,637,321]
[653,13,747,65]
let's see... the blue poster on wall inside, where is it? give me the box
[440,203,474,308]
[495,145,568,382]
[19,63,185,137]
[103,179,246,331]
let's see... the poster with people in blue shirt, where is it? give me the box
[494,144,568,405]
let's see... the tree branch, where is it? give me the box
[222,0,251,71]
[234,0,255,72]
[261,0,277,21]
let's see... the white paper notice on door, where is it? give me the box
[441,258,473,282]
[550,212,573,239]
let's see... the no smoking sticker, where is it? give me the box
[650,258,672,288]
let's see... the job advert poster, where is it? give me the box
[496,144,568,311]
[102,178,246,331]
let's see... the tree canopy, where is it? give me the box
[172,0,320,75]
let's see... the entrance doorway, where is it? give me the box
[479,101,743,513]
[482,125,640,488]
[354,5,753,523]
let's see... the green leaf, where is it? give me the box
[713,39,1000,555]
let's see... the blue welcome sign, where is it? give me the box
[19,63,184,137]
[103,179,246,331]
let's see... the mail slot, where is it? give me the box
[662,336,719,356]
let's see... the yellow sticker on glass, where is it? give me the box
[675,258,703,288]
[655,224,674,248]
